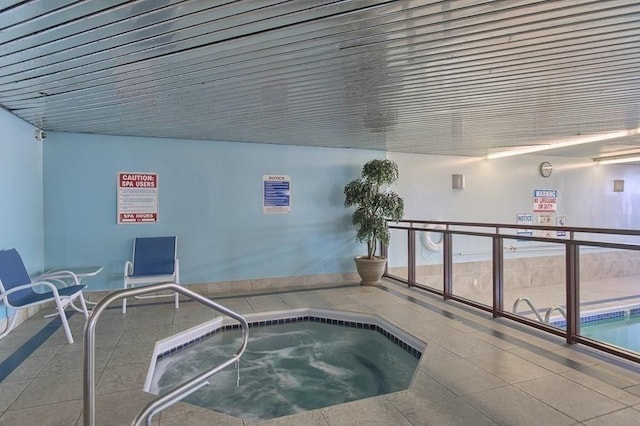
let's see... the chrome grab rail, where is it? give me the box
[544,306,567,324]
[513,297,567,325]
[83,283,249,426]
[512,297,544,323]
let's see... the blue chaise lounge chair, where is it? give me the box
[0,248,89,344]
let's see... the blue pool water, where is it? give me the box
[150,322,419,420]
[581,314,640,352]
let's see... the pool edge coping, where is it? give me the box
[143,306,428,393]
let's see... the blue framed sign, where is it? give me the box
[263,175,291,214]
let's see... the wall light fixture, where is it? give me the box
[594,155,640,165]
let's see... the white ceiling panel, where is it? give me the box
[1,0,638,158]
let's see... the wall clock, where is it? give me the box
[539,161,553,178]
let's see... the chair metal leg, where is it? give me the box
[55,299,74,344]
[78,294,89,319]
[64,293,91,315]
[121,282,180,313]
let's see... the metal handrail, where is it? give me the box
[83,283,249,426]
[544,306,567,324]
[512,297,544,323]
[512,297,567,325]
[395,218,640,237]
[386,218,640,364]
[390,220,640,252]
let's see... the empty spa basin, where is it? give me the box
[146,308,425,420]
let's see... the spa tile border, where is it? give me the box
[157,315,423,360]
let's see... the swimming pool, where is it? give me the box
[546,305,640,353]
[144,308,426,420]
[580,313,640,352]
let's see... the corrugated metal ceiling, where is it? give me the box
[1,0,639,158]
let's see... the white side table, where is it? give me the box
[38,266,104,316]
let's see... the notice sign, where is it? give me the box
[533,189,558,212]
[516,213,533,237]
[263,175,291,214]
[118,172,158,224]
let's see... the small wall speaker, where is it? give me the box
[613,179,625,192]
[452,174,465,189]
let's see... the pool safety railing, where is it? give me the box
[544,306,567,324]
[454,243,572,257]
[512,297,567,325]
[83,283,249,426]
[384,219,640,364]
[512,297,545,323]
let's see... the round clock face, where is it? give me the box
[539,161,553,178]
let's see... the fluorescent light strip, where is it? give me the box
[486,129,638,160]
[595,155,640,165]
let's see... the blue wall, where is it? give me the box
[0,108,44,271]
[43,132,380,291]
[0,108,44,319]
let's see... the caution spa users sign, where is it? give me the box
[117,172,158,224]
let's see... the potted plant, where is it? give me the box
[344,159,404,285]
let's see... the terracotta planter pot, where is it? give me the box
[354,256,387,285]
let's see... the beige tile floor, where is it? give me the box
[1,279,640,425]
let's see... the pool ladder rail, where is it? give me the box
[82,283,249,426]
[512,296,567,325]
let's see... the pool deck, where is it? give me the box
[2,279,640,425]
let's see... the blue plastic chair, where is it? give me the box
[122,236,180,313]
[0,248,88,344]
